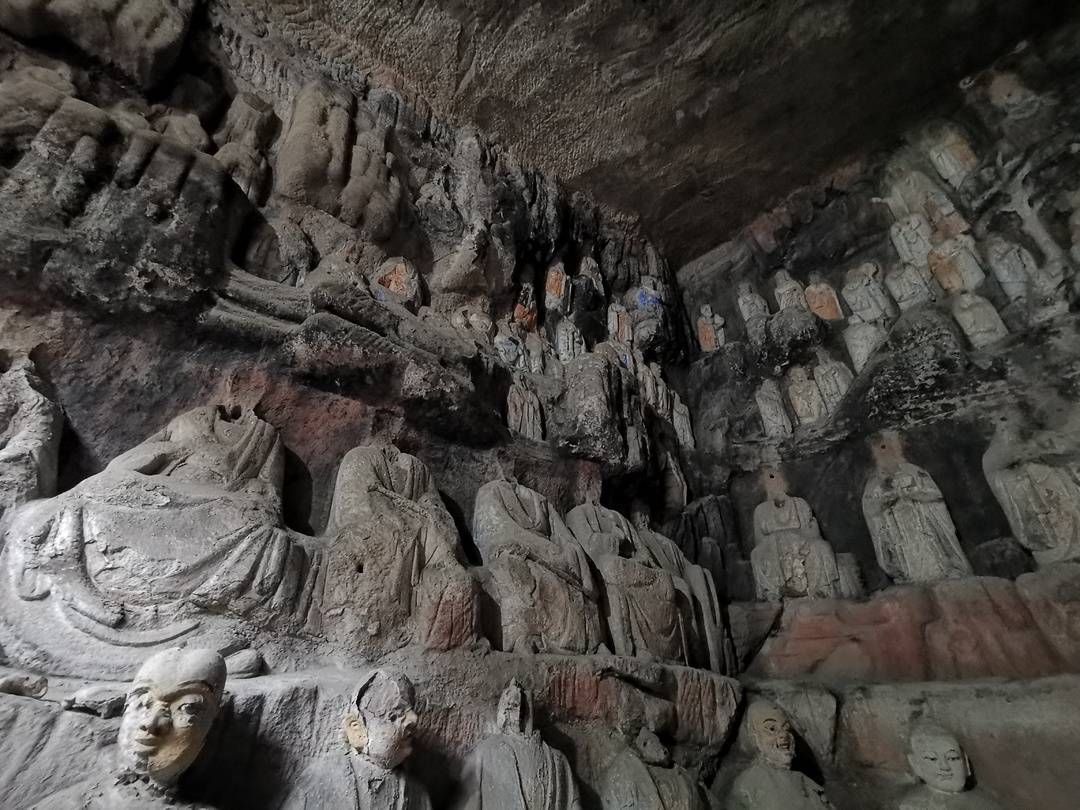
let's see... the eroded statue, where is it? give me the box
[751,469,844,601]
[862,431,973,584]
[773,270,808,312]
[890,214,935,268]
[841,263,896,325]
[696,305,726,352]
[0,355,62,517]
[281,670,431,810]
[756,380,793,439]
[728,701,834,810]
[886,262,939,311]
[842,316,888,373]
[804,273,844,322]
[600,728,714,810]
[983,413,1080,567]
[737,282,770,345]
[31,647,227,809]
[950,293,1008,349]
[785,367,827,426]
[928,236,985,294]
[507,379,545,441]
[812,348,854,414]
[455,680,582,810]
[900,722,1004,810]
[472,480,603,654]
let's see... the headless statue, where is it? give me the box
[281,670,431,810]
[455,680,582,810]
[601,728,715,810]
[0,355,62,517]
[900,722,1005,809]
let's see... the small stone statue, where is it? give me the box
[756,380,793,439]
[862,431,973,584]
[919,123,979,191]
[804,273,844,322]
[773,270,808,312]
[886,263,939,311]
[900,722,1004,809]
[507,379,545,441]
[842,315,888,373]
[608,302,633,344]
[696,304,726,352]
[601,728,714,810]
[472,480,603,654]
[672,394,696,449]
[842,262,897,325]
[812,348,854,414]
[950,293,1008,349]
[928,236,985,294]
[983,235,1036,303]
[786,367,827,426]
[455,680,582,810]
[983,413,1080,567]
[31,648,227,809]
[752,468,844,601]
[282,670,431,809]
[737,281,770,345]
[544,261,572,314]
[554,318,586,363]
[0,355,62,517]
[728,701,834,809]
[890,214,935,268]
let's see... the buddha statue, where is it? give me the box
[751,468,844,601]
[885,262,939,312]
[282,670,431,810]
[812,348,854,414]
[842,263,896,325]
[983,412,1080,567]
[31,647,227,809]
[928,236,985,295]
[786,367,827,426]
[455,680,582,810]
[472,480,603,654]
[507,379,545,441]
[600,728,714,810]
[756,380,793,439]
[728,701,834,809]
[862,431,973,584]
[842,315,888,373]
[890,214,934,268]
[736,282,770,345]
[950,293,1007,350]
[773,270,808,312]
[900,722,1004,809]
[804,273,843,322]
[696,304,726,352]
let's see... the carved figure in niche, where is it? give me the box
[600,728,714,810]
[554,318,586,364]
[928,236,985,294]
[862,431,973,584]
[842,315,888,373]
[629,503,732,673]
[984,235,1037,303]
[282,670,431,810]
[31,648,227,809]
[472,480,603,654]
[660,447,689,514]
[608,302,633,344]
[773,269,808,311]
[455,680,581,810]
[320,444,479,653]
[728,701,834,810]
[804,273,844,321]
[0,405,322,677]
[950,293,1007,349]
[983,412,1080,567]
[213,92,275,205]
[900,722,1004,810]
[786,367,827,426]
[812,348,853,414]
[495,320,526,369]
[886,262,940,311]
[524,332,548,375]
[544,261,572,314]
[0,355,62,517]
[756,379,792,439]
[627,276,669,353]
[920,123,979,191]
[890,214,935,268]
[737,281,770,345]
[514,282,539,332]
[566,502,692,664]
[507,379,544,441]
[752,468,844,601]
[696,304,726,352]
[672,394,695,449]
[842,262,897,325]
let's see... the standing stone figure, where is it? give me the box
[984,235,1037,303]
[983,414,1080,567]
[0,355,62,517]
[950,293,1008,349]
[920,123,979,191]
[608,302,633,344]
[804,273,844,321]
[455,680,582,810]
[672,394,696,449]
[281,670,431,810]
[773,270,808,311]
[843,315,888,373]
[600,728,714,810]
[472,480,603,654]
[886,262,939,311]
[507,379,545,441]
[752,468,844,601]
[928,236,985,294]
[757,379,793,439]
[567,502,692,664]
[737,282,771,345]
[554,318,586,364]
[842,262,897,325]
[696,304,726,352]
[728,701,834,810]
[890,214,935,268]
[786,367,827,426]
[862,432,973,584]
[900,722,1004,810]
[812,348,854,414]
[31,648,227,809]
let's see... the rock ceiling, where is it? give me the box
[230,0,1074,265]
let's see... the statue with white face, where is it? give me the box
[728,701,834,809]
[900,722,1004,809]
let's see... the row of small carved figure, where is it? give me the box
[749,420,1080,603]
[0,649,1001,809]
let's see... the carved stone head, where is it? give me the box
[908,722,971,794]
[870,429,906,471]
[118,648,227,787]
[346,670,419,770]
[748,701,795,769]
[494,679,535,736]
[633,727,671,767]
[700,304,714,318]
[760,467,789,502]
